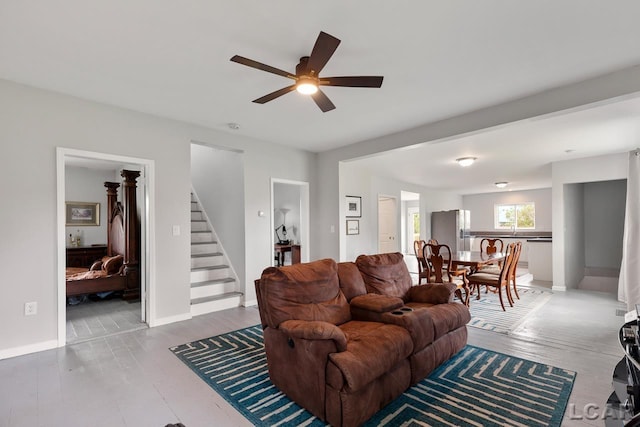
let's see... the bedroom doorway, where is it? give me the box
[57,148,154,346]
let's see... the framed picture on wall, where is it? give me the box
[346,219,359,235]
[65,202,100,226]
[345,195,362,218]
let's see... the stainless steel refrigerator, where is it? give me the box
[430,210,471,252]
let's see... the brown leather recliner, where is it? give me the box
[338,252,470,384]
[255,258,414,427]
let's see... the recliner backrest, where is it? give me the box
[258,258,351,328]
[337,261,368,302]
[355,252,413,301]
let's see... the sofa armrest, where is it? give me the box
[408,283,456,304]
[350,294,404,313]
[279,319,348,352]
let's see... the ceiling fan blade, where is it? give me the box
[320,76,384,88]
[306,31,341,76]
[230,55,294,79]
[252,85,297,104]
[311,89,336,112]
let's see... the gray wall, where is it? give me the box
[584,180,626,270]
[0,78,315,356]
[190,143,245,286]
[462,188,552,232]
[65,166,115,246]
[563,183,586,289]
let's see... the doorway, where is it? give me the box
[378,195,398,253]
[57,148,154,346]
[271,179,310,266]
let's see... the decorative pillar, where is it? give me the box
[121,169,141,300]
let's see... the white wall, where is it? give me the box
[462,188,552,232]
[584,179,626,270]
[0,79,315,357]
[340,162,462,261]
[191,143,245,287]
[551,153,628,290]
[315,64,640,263]
[65,166,115,246]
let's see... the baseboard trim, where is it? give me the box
[552,285,567,292]
[0,339,58,360]
[149,312,192,327]
[243,299,257,307]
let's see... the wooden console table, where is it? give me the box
[274,244,301,267]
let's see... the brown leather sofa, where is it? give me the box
[340,252,470,384]
[255,254,470,427]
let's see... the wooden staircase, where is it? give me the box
[190,193,242,316]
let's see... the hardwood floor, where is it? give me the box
[1,285,627,426]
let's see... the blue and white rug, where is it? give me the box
[468,287,552,334]
[170,325,575,427]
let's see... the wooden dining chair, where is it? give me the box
[480,238,504,255]
[480,240,522,302]
[423,242,470,305]
[467,242,516,311]
[413,239,430,284]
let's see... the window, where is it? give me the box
[494,203,535,230]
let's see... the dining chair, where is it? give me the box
[480,238,504,255]
[413,239,430,284]
[423,242,470,305]
[467,242,517,311]
[480,240,522,302]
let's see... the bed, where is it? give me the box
[65,170,141,301]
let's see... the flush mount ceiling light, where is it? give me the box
[495,182,508,188]
[456,157,476,167]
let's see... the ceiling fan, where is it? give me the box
[230,31,384,112]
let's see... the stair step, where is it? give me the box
[192,241,218,245]
[191,292,243,305]
[191,252,224,268]
[191,265,228,272]
[190,292,243,316]
[191,252,223,258]
[191,277,235,288]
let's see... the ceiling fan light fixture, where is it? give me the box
[495,181,508,188]
[296,78,318,95]
[456,157,476,167]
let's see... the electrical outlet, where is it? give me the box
[24,302,37,316]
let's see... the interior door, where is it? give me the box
[378,196,398,253]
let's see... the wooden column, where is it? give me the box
[121,169,140,300]
[103,182,120,257]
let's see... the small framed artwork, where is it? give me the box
[66,202,100,226]
[346,219,360,235]
[345,195,362,218]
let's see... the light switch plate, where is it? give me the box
[172,225,180,236]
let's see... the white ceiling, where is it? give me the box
[2,1,640,193]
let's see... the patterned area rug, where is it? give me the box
[170,325,575,427]
[468,287,552,334]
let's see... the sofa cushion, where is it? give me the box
[260,259,351,328]
[337,262,367,301]
[355,253,412,300]
[327,320,413,392]
[406,302,471,341]
[350,294,404,313]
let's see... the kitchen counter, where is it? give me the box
[527,237,552,243]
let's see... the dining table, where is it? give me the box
[450,251,505,274]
